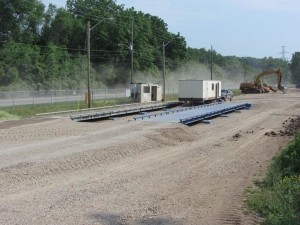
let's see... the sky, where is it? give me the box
[41,0,300,60]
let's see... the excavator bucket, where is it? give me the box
[278,85,286,94]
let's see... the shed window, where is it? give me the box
[144,86,150,93]
[212,83,214,91]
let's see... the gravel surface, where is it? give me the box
[1,88,300,225]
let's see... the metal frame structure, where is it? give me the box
[70,102,181,122]
[134,102,252,125]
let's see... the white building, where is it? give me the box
[130,83,162,103]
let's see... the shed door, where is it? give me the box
[151,86,157,101]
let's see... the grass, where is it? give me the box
[0,111,20,121]
[165,94,178,101]
[232,89,242,96]
[0,94,182,119]
[244,133,300,224]
[0,97,131,119]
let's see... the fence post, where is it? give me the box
[12,91,15,110]
[105,89,107,101]
[51,90,53,105]
[67,90,69,105]
[33,91,35,108]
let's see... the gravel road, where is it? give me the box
[1,88,300,225]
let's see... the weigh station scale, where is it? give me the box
[70,102,251,125]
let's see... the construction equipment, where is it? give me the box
[240,68,286,94]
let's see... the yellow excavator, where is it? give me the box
[240,68,286,94]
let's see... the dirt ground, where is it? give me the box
[1,88,300,225]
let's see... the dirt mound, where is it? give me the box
[265,116,300,137]
[145,126,198,146]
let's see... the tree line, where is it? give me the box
[0,0,299,91]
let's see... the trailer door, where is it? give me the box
[215,83,220,99]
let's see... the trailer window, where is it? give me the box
[212,83,214,91]
[144,86,150,93]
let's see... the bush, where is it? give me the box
[245,132,300,224]
[0,111,19,120]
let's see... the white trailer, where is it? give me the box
[178,80,222,104]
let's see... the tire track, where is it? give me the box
[0,125,198,191]
[1,91,300,224]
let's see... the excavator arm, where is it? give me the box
[240,67,286,94]
[253,68,281,87]
[276,68,286,93]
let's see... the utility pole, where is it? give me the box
[162,41,166,102]
[86,18,113,108]
[130,21,134,84]
[161,37,178,102]
[210,45,213,80]
[280,46,288,60]
[243,56,247,82]
[117,21,133,84]
[87,21,91,108]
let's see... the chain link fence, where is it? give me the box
[0,87,180,108]
[0,88,131,108]
[1,84,295,108]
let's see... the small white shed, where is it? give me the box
[130,83,162,103]
[178,80,222,104]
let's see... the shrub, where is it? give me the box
[245,133,300,225]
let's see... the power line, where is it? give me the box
[31,0,219,53]
[40,0,189,46]
[44,0,245,57]
[5,0,237,60]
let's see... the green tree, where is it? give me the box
[0,0,44,44]
[290,52,300,84]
